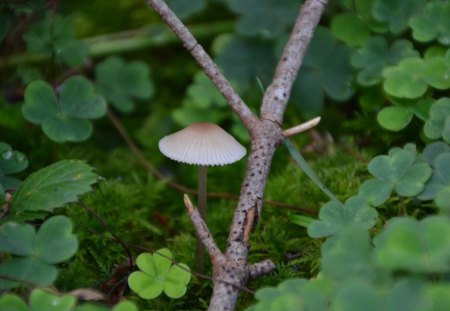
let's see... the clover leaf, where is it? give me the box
[308,196,378,238]
[372,0,426,34]
[95,56,154,113]
[377,106,414,132]
[409,1,450,45]
[382,58,427,99]
[29,289,76,311]
[331,13,370,47]
[22,76,106,143]
[331,280,385,311]
[0,142,28,198]
[292,27,353,114]
[22,14,88,67]
[321,228,377,282]
[0,215,78,288]
[128,248,191,299]
[423,98,450,143]
[10,160,98,215]
[365,149,432,203]
[248,278,333,311]
[418,152,450,203]
[374,216,450,273]
[225,0,299,38]
[0,294,28,311]
[351,37,419,86]
[172,72,228,126]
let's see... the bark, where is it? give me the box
[146,0,328,310]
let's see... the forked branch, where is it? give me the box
[146,0,328,310]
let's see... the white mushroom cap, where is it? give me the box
[158,122,246,166]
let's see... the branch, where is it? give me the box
[283,116,321,137]
[146,0,258,130]
[260,0,328,125]
[248,260,277,280]
[183,194,224,262]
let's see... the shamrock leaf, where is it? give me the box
[0,142,28,197]
[29,289,76,311]
[372,0,426,34]
[423,98,450,143]
[22,14,88,67]
[95,57,154,113]
[331,13,370,47]
[292,27,353,114]
[331,280,385,311]
[248,278,333,311]
[374,216,450,273]
[225,0,300,38]
[365,149,432,203]
[0,216,78,288]
[351,37,419,86]
[382,58,427,99]
[172,72,228,126]
[22,76,107,143]
[308,196,378,238]
[128,248,191,299]
[421,52,450,90]
[322,228,377,282]
[0,294,28,311]
[418,152,450,203]
[377,106,414,131]
[11,160,98,214]
[409,1,450,45]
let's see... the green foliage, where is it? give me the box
[128,249,191,299]
[22,76,107,143]
[225,0,300,38]
[308,197,378,238]
[0,289,137,311]
[331,13,370,47]
[22,14,88,67]
[409,1,450,45]
[372,0,426,34]
[11,160,98,215]
[375,216,450,273]
[0,142,28,200]
[351,37,419,87]
[377,106,414,131]
[95,57,154,113]
[424,98,450,143]
[357,148,432,206]
[292,27,353,114]
[0,216,78,288]
[166,0,207,19]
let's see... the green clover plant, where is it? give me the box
[374,216,450,273]
[423,98,450,143]
[409,1,450,45]
[22,76,107,143]
[95,56,154,113]
[307,196,378,239]
[0,289,138,311]
[0,216,78,288]
[351,37,419,86]
[128,248,191,299]
[22,14,88,67]
[357,148,432,206]
[372,0,426,34]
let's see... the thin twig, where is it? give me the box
[146,0,258,130]
[283,117,321,137]
[260,0,328,125]
[248,260,277,280]
[183,194,223,261]
[79,201,134,272]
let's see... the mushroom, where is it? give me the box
[158,122,246,272]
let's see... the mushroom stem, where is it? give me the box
[196,165,208,273]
